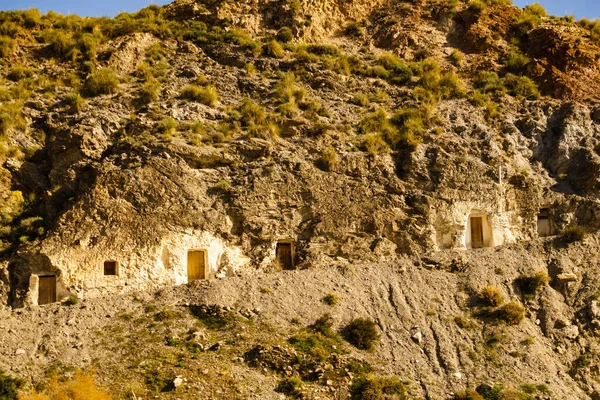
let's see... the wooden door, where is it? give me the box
[470,217,484,248]
[38,276,56,305]
[187,251,206,282]
[276,243,293,270]
[538,216,551,237]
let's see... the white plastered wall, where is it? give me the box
[432,201,518,250]
[36,230,250,300]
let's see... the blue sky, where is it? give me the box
[513,0,600,19]
[0,0,171,17]
[0,0,598,19]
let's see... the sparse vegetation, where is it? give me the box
[350,375,406,400]
[18,370,110,400]
[0,36,15,57]
[139,78,160,104]
[317,147,337,171]
[322,293,340,306]
[454,388,484,400]
[275,376,304,398]
[63,92,85,114]
[0,369,22,400]
[263,39,284,58]
[0,3,598,397]
[276,27,294,43]
[7,66,34,82]
[561,225,586,243]
[239,97,266,126]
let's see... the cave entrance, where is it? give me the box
[38,275,56,305]
[537,208,555,237]
[187,250,207,282]
[276,242,294,270]
[467,212,492,249]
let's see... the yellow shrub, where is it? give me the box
[19,371,111,400]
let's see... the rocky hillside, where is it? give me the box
[1,0,600,398]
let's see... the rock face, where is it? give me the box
[2,0,600,397]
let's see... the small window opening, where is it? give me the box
[104,261,118,276]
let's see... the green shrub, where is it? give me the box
[180,85,218,106]
[288,316,341,362]
[274,72,305,103]
[239,97,266,126]
[503,74,539,99]
[357,108,396,137]
[63,92,85,114]
[213,180,230,192]
[43,30,76,60]
[450,49,464,66]
[306,44,340,56]
[139,78,160,104]
[391,106,432,150]
[345,21,363,37]
[317,147,337,171]
[276,27,294,43]
[309,313,336,337]
[515,272,550,296]
[478,285,504,307]
[351,93,370,107]
[64,296,78,306]
[475,384,503,400]
[343,318,380,350]
[360,133,389,155]
[502,47,530,73]
[247,122,280,140]
[0,102,25,135]
[0,36,15,58]
[156,117,177,137]
[323,293,340,306]
[7,66,33,82]
[263,39,284,58]
[0,369,22,400]
[411,59,464,101]
[561,225,586,243]
[0,21,20,38]
[454,316,474,329]
[454,388,484,400]
[474,71,505,94]
[82,69,120,97]
[579,18,600,42]
[378,52,404,71]
[514,3,547,36]
[275,376,303,398]
[350,375,406,400]
[496,301,525,325]
[468,0,487,13]
[377,53,413,85]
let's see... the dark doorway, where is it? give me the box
[470,217,484,249]
[276,243,294,270]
